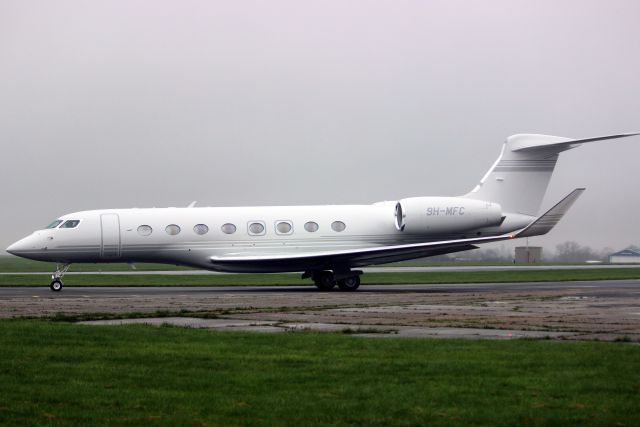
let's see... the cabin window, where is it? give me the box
[60,220,80,229]
[221,223,236,234]
[165,224,181,235]
[304,221,319,232]
[45,220,63,229]
[331,221,346,232]
[193,224,209,235]
[137,225,153,236]
[248,221,266,236]
[275,221,293,235]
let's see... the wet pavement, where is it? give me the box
[3,281,640,341]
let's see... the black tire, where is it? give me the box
[50,280,63,292]
[313,272,336,291]
[337,275,360,291]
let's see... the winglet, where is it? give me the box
[515,188,585,238]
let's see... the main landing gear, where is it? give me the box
[50,263,71,292]
[303,270,362,292]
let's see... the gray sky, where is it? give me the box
[1,0,639,255]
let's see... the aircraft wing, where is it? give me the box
[210,236,501,272]
[210,230,509,272]
[210,189,584,272]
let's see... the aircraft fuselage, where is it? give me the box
[7,200,530,272]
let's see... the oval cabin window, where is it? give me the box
[304,221,319,232]
[137,225,153,236]
[248,222,265,235]
[331,221,346,232]
[275,221,292,234]
[193,224,209,235]
[221,223,237,234]
[165,224,181,235]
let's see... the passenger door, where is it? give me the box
[100,214,121,259]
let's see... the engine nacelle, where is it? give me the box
[394,197,503,234]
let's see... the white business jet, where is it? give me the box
[7,132,639,291]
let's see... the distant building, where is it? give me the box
[515,246,542,264]
[608,249,640,264]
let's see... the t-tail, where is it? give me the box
[463,133,640,216]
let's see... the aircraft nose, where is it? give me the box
[6,233,54,262]
[7,238,28,255]
[6,235,40,257]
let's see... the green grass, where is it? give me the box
[0,273,304,287]
[0,255,599,273]
[0,256,189,272]
[2,268,640,287]
[0,320,638,426]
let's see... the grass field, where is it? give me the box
[0,257,190,272]
[0,320,638,426]
[0,256,592,273]
[2,268,640,287]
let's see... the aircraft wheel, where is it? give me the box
[337,275,360,291]
[50,280,63,292]
[313,272,336,291]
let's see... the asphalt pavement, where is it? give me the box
[1,264,637,275]
[1,279,639,298]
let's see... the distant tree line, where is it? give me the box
[426,242,638,263]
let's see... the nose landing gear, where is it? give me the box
[50,263,71,292]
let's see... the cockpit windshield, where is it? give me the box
[45,220,63,229]
[60,220,80,229]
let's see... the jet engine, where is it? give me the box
[394,197,503,234]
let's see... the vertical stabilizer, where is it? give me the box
[463,133,639,216]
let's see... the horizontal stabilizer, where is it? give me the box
[511,132,640,152]
[515,188,585,238]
